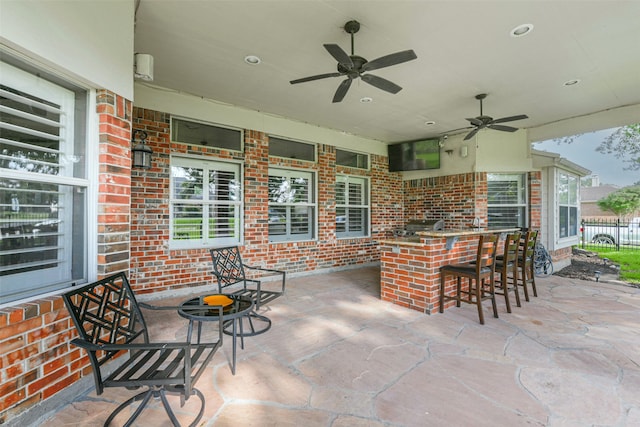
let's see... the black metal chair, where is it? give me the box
[210,246,286,335]
[439,233,499,324]
[62,272,222,427]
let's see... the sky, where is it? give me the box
[534,128,638,187]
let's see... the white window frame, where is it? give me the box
[268,168,316,242]
[487,173,528,228]
[558,171,579,239]
[336,174,370,238]
[169,156,243,249]
[1,58,93,306]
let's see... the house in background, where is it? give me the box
[581,183,621,220]
[1,1,640,424]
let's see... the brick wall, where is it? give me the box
[128,106,403,295]
[0,91,131,423]
[404,173,488,228]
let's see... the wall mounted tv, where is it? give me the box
[388,139,441,172]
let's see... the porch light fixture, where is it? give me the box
[131,130,152,169]
[563,79,581,86]
[360,97,373,103]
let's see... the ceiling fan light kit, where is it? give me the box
[290,20,417,103]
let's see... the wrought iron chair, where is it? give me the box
[439,233,499,324]
[210,246,286,335]
[62,272,222,427]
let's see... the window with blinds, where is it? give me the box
[169,156,242,248]
[1,59,88,304]
[268,168,315,242]
[487,173,527,228]
[336,175,369,238]
[558,172,578,238]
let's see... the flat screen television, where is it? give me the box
[388,139,441,172]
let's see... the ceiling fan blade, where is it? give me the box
[466,117,483,127]
[361,74,402,94]
[290,72,342,84]
[491,114,529,124]
[362,50,417,72]
[332,78,352,103]
[464,127,480,141]
[324,44,353,68]
[488,124,519,132]
[443,126,473,134]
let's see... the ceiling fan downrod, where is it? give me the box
[344,20,360,56]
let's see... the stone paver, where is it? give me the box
[35,267,640,427]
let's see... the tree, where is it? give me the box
[597,186,640,218]
[555,124,640,171]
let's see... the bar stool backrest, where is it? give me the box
[522,230,538,263]
[476,233,499,274]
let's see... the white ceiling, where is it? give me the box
[134,0,640,144]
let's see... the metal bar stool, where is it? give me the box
[439,233,499,324]
[494,232,522,312]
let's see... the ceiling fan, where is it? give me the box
[462,94,529,140]
[289,20,417,103]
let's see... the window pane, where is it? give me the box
[559,173,569,204]
[172,117,241,151]
[336,149,368,169]
[568,175,578,204]
[1,60,87,305]
[172,166,203,200]
[209,206,237,239]
[336,175,369,237]
[172,204,203,240]
[488,206,525,228]
[559,206,568,238]
[268,206,287,235]
[269,136,315,161]
[170,158,241,247]
[569,206,578,236]
[268,169,315,242]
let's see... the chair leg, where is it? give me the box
[511,267,522,308]
[475,279,485,325]
[499,271,512,313]
[456,277,462,307]
[520,265,530,302]
[104,388,154,427]
[529,261,538,297]
[488,277,499,319]
[439,271,446,313]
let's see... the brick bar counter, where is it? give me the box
[379,228,517,314]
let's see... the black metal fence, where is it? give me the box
[580,218,640,251]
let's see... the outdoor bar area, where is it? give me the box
[379,227,517,314]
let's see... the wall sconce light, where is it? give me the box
[460,145,468,158]
[132,130,152,169]
[445,149,454,156]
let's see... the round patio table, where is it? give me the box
[178,294,253,375]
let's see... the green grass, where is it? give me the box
[586,246,640,284]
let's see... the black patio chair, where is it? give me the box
[62,272,222,427]
[210,246,286,334]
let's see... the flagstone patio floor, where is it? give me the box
[39,266,640,426]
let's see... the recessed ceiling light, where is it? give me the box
[510,24,534,37]
[563,79,581,86]
[244,55,261,65]
[424,121,436,126]
[360,97,373,103]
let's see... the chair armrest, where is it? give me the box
[70,338,219,352]
[243,264,285,276]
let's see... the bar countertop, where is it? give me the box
[378,227,520,246]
